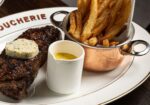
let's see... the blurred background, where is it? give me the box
[0,0,150,29]
[62,0,150,29]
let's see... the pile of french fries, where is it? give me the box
[68,0,132,47]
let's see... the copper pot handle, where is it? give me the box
[50,11,69,28]
[121,40,150,56]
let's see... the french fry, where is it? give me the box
[68,11,76,36]
[83,12,90,25]
[94,9,110,28]
[110,41,119,46]
[92,9,110,37]
[81,0,98,42]
[88,37,98,46]
[121,44,130,52]
[102,39,110,47]
[83,40,89,45]
[83,0,91,19]
[101,0,132,41]
[98,0,103,4]
[92,17,108,37]
[69,0,132,47]
[77,0,91,19]
[74,11,83,40]
[98,0,112,17]
[77,0,83,17]
[106,0,123,31]
[109,0,116,8]
[97,34,103,44]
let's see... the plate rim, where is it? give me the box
[102,72,150,105]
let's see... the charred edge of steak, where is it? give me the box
[0,76,33,100]
[0,78,33,100]
[0,25,61,100]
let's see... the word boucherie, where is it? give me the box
[0,14,47,31]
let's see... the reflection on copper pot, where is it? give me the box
[84,47,124,71]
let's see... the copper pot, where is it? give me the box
[50,11,150,72]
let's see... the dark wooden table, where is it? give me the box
[0,0,149,105]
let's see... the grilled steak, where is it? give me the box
[0,25,61,100]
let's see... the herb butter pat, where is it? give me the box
[5,38,39,59]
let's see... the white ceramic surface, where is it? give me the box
[0,0,4,6]
[47,40,85,94]
[0,7,149,105]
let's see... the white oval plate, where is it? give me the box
[0,7,149,105]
